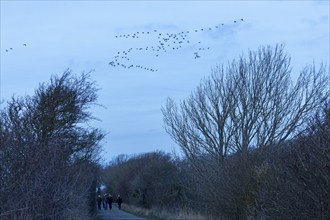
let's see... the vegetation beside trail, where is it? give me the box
[1,44,329,219]
[101,44,330,219]
[123,204,211,220]
[0,70,104,220]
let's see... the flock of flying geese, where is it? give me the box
[109,19,244,72]
[3,19,244,73]
[4,43,27,52]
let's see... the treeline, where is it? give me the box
[102,152,182,209]
[0,70,104,220]
[103,44,330,219]
[102,104,329,219]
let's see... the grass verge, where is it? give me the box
[122,204,210,220]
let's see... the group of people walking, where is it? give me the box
[97,194,123,210]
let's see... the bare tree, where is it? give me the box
[0,70,104,220]
[162,44,329,164]
[162,44,329,219]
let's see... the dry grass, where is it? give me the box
[122,204,212,220]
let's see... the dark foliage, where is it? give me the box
[0,70,104,220]
[102,151,183,209]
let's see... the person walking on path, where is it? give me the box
[97,195,102,210]
[103,194,108,210]
[116,195,123,209]
[107,194,113,210]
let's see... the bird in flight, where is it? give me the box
[4,43,28,53]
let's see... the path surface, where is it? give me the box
[97,205,148,220]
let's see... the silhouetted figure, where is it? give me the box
[117,195,123,209]
[107,194,113,210]
[97,195,102,210]
[103,194,107,210]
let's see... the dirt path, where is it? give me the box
[97,204,148,220]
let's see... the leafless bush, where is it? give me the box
[257,103,330,219]
[0,70,104,219]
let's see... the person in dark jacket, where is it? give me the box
[97,195,102,210]
[107,194,113,210]
[116,195,123,209]
[103,194,107,210]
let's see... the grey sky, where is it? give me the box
[1,1,329,160]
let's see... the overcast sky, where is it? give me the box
[1,1,329,161]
